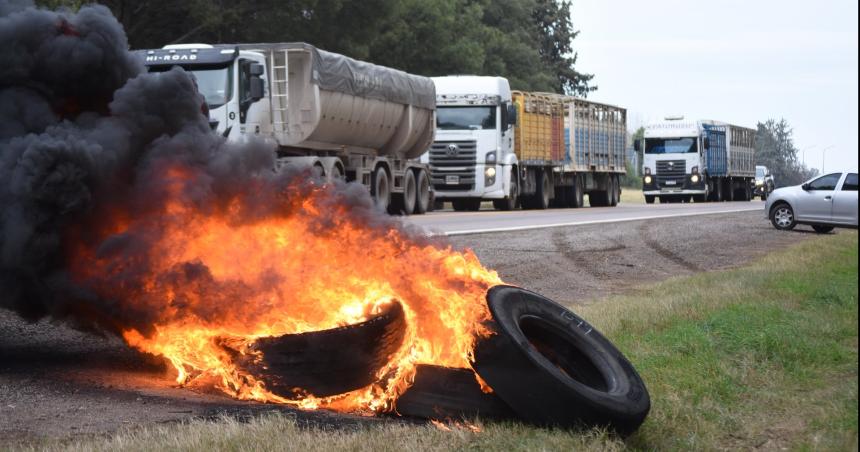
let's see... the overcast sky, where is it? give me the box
[573,0,858,174]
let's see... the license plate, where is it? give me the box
[445,175,460,185]
[664,180,676,186]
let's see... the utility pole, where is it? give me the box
[821,145,835,174]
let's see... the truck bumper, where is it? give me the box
[643,174,707,196]
[432,163,507,200]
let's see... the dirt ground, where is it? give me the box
[0,211,819,443]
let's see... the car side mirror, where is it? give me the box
[801,183,810,191]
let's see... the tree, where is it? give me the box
[532,0,593,95]
[755,118,817,187]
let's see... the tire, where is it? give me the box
[230,302,406,398]
[535,170,550,210]
[770,203,796,231]
[414,169,431,214]
[812,225,834,234]
[395,365,516,420]
[472,286,650,435]
[590,191,609,207]
[372,166,390,212]
[608,175,619,207]
[493,170,518,211]
[760,193,767,202]
[693,195,707,203]
[645,195,655,204]
[389,170,416,215]
[570,179,584,208]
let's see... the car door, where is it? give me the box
[831,173,858,226]
[795,173,842,222]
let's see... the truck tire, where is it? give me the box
[493,172,518,211]
[395,365,516,420]
[230,302,406,398]
[570,179,584,208]
[472,286,650,436]
[414,169,431,214]
[372,166,391,212]
[608,175,619,207]
[452,199,481,211]
[590,191,609,207]
[535,170,550,209]
[770,202,796,231]
[645,195,655,204]
[389,170,417,215]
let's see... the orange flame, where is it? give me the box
[67,164,502,412]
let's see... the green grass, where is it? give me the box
[19,232,858,451]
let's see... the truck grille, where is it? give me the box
[656,159,686,186]
[429,141,477,191]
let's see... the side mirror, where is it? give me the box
[801,183,810,191]
[249,76,264,101]
[633,140,640,152]
[703,136,710,150]
[249,63,264,76]
[507,103,518,126]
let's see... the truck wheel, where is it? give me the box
[693,194,707,203]
[608,175,619,207]
[645,195,655,204]
[770,202,796,230]
[395,365,516,420]
[571,180,584,208]
[452,199,481,211]
[472,286,650,436]
[230,302,406,398]
[493,172,518,211]
[590,191,609,207]
[536,171,550,209]
[414,169,431,214]
[389,170,417,215]
[372,166,391,212]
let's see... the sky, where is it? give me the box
[572,0,858,174]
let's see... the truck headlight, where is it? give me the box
[644,175,652,184]
[484,167,496,186]
[755,180,763,186]
[691,174,700,183]
[486,151,497,164]
[644,167,651,175]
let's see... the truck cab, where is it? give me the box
[639,117,707,203]
[139,44,269,142]
[424,76,518,210]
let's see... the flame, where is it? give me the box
[67,164,502,412]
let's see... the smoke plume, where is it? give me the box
[0,2,410,334]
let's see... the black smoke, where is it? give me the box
[0,2,418,335]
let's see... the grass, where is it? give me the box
[19,232,858,451]
[618,187,644,205]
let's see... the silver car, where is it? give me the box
[765,172,858,233]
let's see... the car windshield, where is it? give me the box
[756,167,766,178]
[188,67,232,108]
[436,106,497,130]
[644,137,697,154]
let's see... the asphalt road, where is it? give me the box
[406,200,765,235]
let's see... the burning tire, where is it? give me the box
[232,302,406,398]
[395,364,515,420]
[472,286,650,435]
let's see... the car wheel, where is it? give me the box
[812,225,834,234]
[472,286,650,436]
[228,302,406,398]
[770,203,796,231]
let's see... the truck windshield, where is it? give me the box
[756,167,766,178]
[188,67,232,109]
[644,137,698,154]
[436,106,496,130]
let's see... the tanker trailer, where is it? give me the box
[138,42,435,215]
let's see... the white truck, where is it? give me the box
[138,43,436,214]
[424,76,627,211]
[637,118,755,203]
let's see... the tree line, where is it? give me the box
[35,0,595,95]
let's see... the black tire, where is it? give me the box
[472,286,650,436]
[414,169,431,214]
[535,170,550,210]
[812,225,834,234]
[372,166,390,212]
[389,170,416,215]
[229,302,406,398]
[769,202,797,231]
[395,365,516,420]
[493,171,518,211]
[645,195,655,204]
[693,194,707,203]
[608,175,619,207]
[570,178,584,208]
